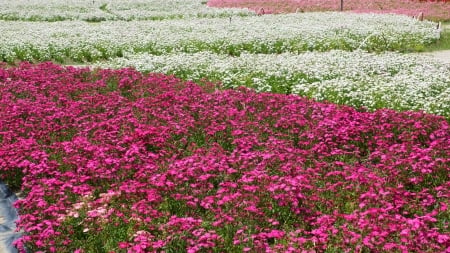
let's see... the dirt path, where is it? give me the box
[420,24,450,65]
[423,50,450,64]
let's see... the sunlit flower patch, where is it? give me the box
[1,62,448,252]
[0,0,253,22]
[0,12,440,63]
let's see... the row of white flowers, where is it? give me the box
[0,0,253,21]
[99,50,450,117]
[0,12,440,63]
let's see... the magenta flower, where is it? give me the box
[0,62,448,252]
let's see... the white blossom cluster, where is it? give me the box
[0,0,253,21]
[0,12,440,63]
[99,50,450,117]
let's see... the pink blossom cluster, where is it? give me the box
[207,0,450,21]
[0,62,449,252]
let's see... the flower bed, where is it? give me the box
[0,0,253,22]
[1,62,448,252]
[101,50,450,118]
[207,0,450,21]
[0,12,440,63]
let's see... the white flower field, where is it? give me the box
[0,12,441,63]
[0,0,253,21]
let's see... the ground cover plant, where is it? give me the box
[0,12,440,63]
[0,62,449,252]
[101,50,450,118]
[0,0,252,22]
[207,0,450,21]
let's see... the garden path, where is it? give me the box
[420,24,450,64]
[424,50,450,64]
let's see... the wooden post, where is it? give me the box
[418,12,423,21]
[257,8,265,16]
[340,0,343,11]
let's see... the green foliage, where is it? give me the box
[54,215,134,253]
[0,169,23,193]
[424,23,450,51]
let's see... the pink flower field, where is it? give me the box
[0,62,449,252]
[207,0,450,21]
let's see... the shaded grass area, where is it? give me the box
[424,22,450,51]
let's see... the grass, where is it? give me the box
[424,22,450,51]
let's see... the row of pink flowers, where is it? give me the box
[207,0,450,21]
[0,62,449,252]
